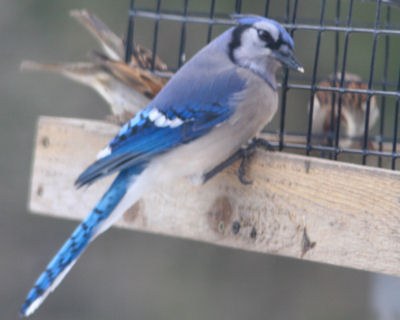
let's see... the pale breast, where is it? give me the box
[231,68,278,135]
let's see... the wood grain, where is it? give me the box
[29,116,400,277]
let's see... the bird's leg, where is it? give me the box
[202,138,274,185]
[237,147,254,185]
[237,138,275,184]
[202,149,245,184]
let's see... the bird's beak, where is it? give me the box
[273,50,304,73]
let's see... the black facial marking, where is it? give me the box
[254,27,284,50]
[229,24,290,63]
[228,24,251,62]
[257,29,274,44]
[273,34,285,50]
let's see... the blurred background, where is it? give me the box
[2,0,400,319]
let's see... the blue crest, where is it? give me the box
[231,14,294,49]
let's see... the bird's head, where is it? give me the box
[228,15,303,79]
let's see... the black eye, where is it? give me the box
[257,29,274,43]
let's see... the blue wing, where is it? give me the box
[76,66,246,187]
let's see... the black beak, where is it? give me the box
[274,50,304,73]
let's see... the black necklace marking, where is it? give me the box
[228,24,251,63]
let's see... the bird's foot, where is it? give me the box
[237,138,274,185]
[202,149,244,184]
[203,138,274,185]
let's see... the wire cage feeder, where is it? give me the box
[124,0,400,170]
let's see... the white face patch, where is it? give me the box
[231,22,284,88]
[149,108,184,128]
[234,28,271,63]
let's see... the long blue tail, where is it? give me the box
[20,167,141,317]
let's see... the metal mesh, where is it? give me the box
[125,0,400,170]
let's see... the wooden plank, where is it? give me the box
[30,116,400,277]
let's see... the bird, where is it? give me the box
[21,9,170,124]
[21,55,168,124]
[312,72,379,149]
[20,14,303,317]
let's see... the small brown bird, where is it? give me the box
[21,57,167,123]
[21,10,170,124]
[311,73,379,149]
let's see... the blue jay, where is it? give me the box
[21,15,303,317]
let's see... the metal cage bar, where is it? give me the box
[362,0,382,164]
[392,69,400,169]
[378,5,391,167]
[206,0,216,43]
[278,0,299,151]
[125,0,136,64]
[306,0,327,156]
[129,11,400,36]
[334,0,353,160]
[177,0,189,68]
[150,0,162,72]
[327,0,342,158]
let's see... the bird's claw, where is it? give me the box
[236,138,274,185]
[203,138,274,185]
[238,155,252,185]
[252,138,275,151]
